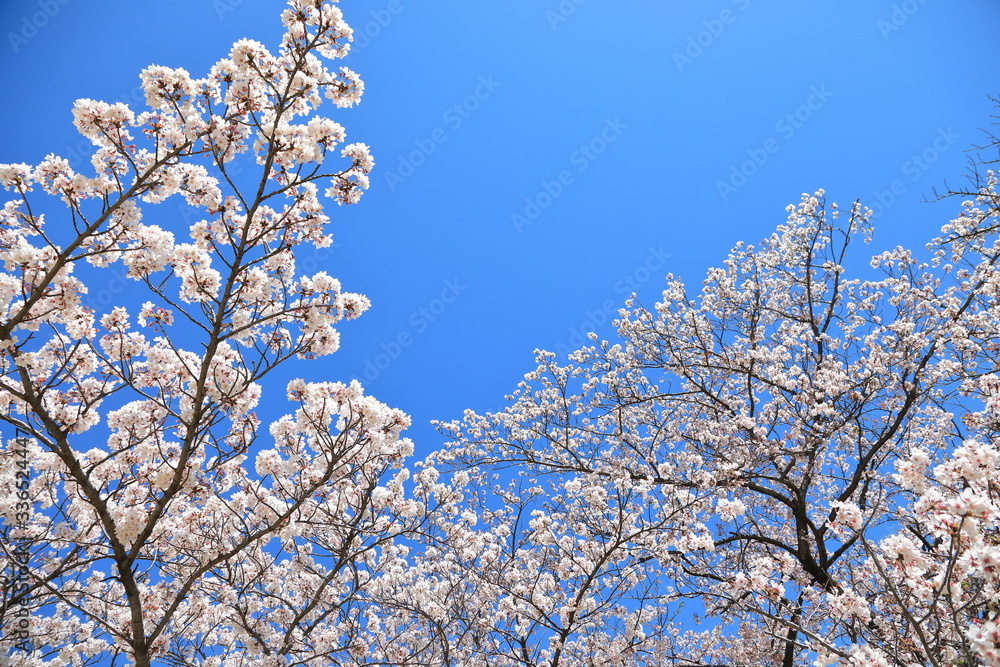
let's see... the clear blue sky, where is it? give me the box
[1,0,999,455]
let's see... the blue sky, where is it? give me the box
[1,0,999,456]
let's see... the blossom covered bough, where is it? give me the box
[3,0,1000,663]
[0,2,440,666]
[412,172,1000,665]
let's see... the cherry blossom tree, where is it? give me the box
[417,164,1000,665]
[3,0,1000,663]
[0,2,436,666]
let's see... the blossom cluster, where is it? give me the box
[413,183,1000,665]
[0,3,421,666]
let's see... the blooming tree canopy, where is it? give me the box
[409,171,1000,666]
[3,0,1000,664]
[0,2,441,666]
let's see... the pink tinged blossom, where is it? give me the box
[171,243,221,302]
[342,142,374,173]
[828,500,864,536]
[715,497,746,521]
[969,620,1000,666]
[139,65,196,111]
[137,301,174,328]
[326,66,364,108]
[71,99,136,147]
[123,221,175,279]
[0,162,32,189]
